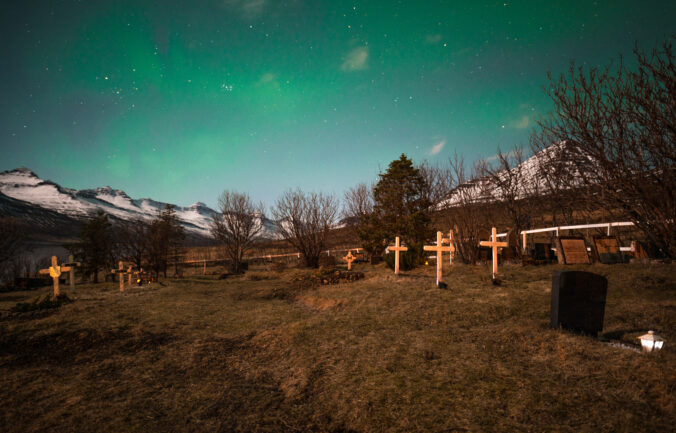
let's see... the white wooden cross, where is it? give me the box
[424,231,454,287]
[388,236,408,275]
[63,254,81,292]
[111,261,126,292]
[479,227,508,281]
[38,256,71,297]
[343,251,356,270]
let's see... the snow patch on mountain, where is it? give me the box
[0,168,278,239]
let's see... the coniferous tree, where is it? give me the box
[353,154,433,264]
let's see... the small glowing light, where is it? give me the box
[637,330,665,353]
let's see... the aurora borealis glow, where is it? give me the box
[1,1,674,208]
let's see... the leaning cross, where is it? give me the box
[343,251,356,270]
[38,256,71,297]
[111,261,126,292]
[389,236,408,275]
[424,231,453,287]
[63,255,81,292]
[479,227,508,281]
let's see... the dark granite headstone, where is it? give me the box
[550,271,608,337]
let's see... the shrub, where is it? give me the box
[268,262,286,273]
[318,255,336,269]
[384,250,416,271]
[12,294,71,313]
[384,243,423,271]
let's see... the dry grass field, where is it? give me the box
[1,262,674,432]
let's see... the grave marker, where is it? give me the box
[593,236,624,264]
[111,261,126,292]
[555,237,591,265]
[38,256,71,297]
[63,255,81,292]
[424,231,453,287]
[550,271,607,337]
[126,265,135,285]
[441,230,457,265]
[479,227,508,281]
[343,251,356,270]
[388,236,408,275]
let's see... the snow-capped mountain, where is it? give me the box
[0,167,277,241]
[441,142,576,207]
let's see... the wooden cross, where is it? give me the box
[424,231,454,287]
[343,251,356,270]
[38,256,71,297]
[132,268,144,285]
[388,236,408,275]
[126,265,135,286]
[63,254,81,292]
[479,227,508,281]
[442,230,457,265]
[111,261,126,292]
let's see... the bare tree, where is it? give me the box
[118,218,150,270]
[418,161,452,210]
[445,153,496,264]
[343,182,374,225]
[484,145,539,255]
[532,39,676,257]
[271,189,338,268]
[0,217,27,268]
[147,205,185,278]
[342,183,384,257]
[210,190,264,274]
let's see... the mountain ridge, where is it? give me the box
[0,168,277,243]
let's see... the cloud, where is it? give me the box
[429,140,445,155]
[424,34,443,44]
[222,0,267,19]
[341,47,369,72]
[513,115,530,129]
[258,72,276,84]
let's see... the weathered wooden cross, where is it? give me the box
[126,265,135,286]
[388,236,408,275]
[111,261,127,292]
[63,255,81,292]
[38,256,71,297]
[343,251,356,270]
[424,231,454,287]
[442,230,457,265]
[479,227,508,281]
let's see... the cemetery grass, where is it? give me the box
[0,263,674,433]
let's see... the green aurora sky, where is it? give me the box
[1,0,674,209]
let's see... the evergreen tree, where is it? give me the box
[356,154,433,264]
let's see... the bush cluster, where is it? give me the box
[12,294,71,313]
